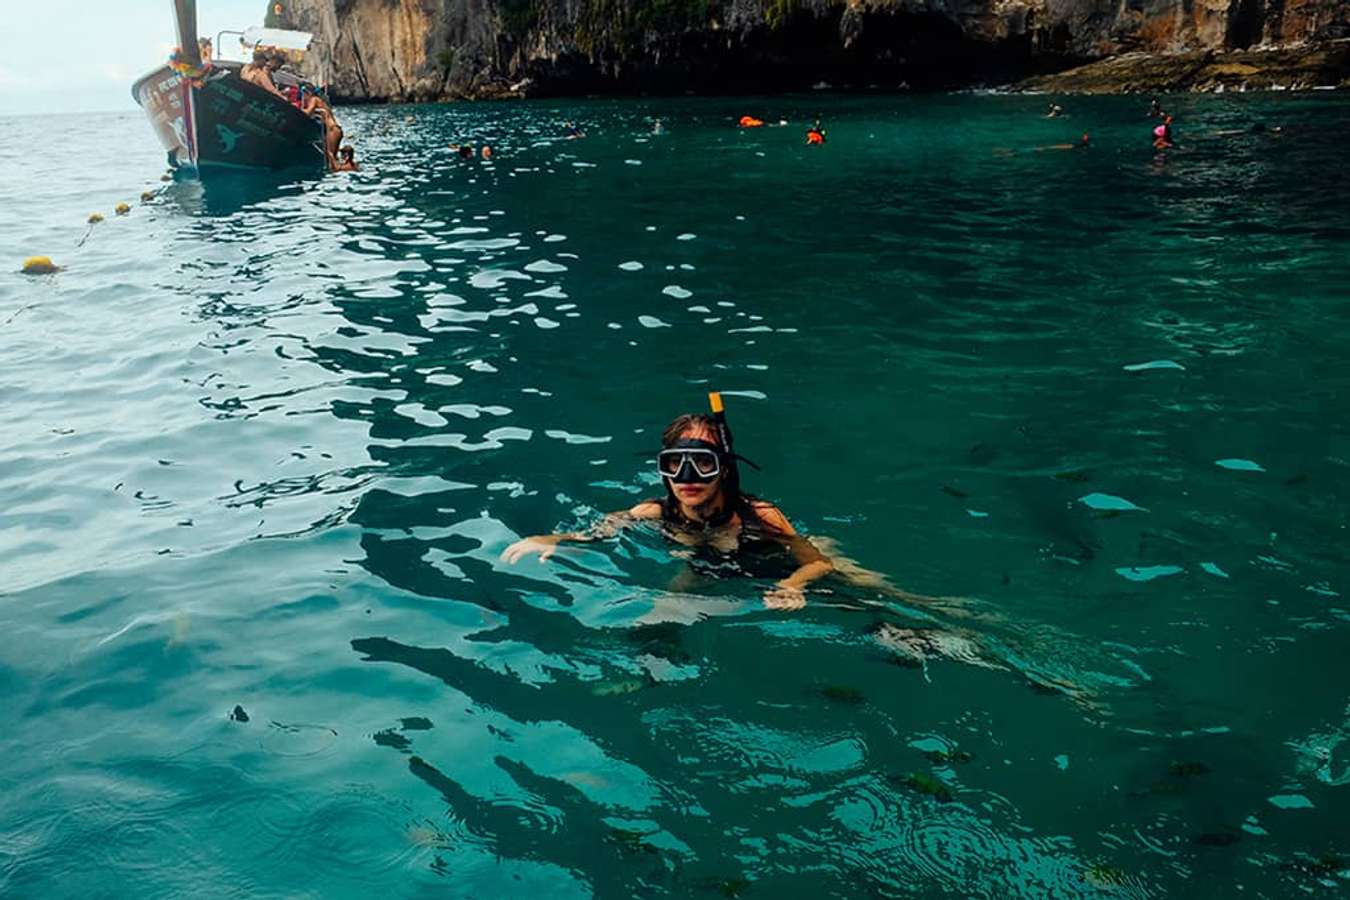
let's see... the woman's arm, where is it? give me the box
[258,72,288,99]
[754,503,834,609]
[501,502,661,564]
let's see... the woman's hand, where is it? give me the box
[763,582,807,610]
[500,535,565,564]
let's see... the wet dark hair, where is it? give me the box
[340,145,354,159]
[657,413,771,531]
[251,48,268,64]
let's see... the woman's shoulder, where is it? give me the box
[746,499,796,535]
[629,500,664,519]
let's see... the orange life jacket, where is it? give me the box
[739,116,765,128]
[806,129,825,145]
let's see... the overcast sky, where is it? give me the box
[0,1,265,116]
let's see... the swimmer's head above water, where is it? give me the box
[657,393,760,525]
[658,414,736,517]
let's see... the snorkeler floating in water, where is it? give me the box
[1205,122,1284,138]
[1153,115,1175,150]
[738,115,766,129]
[806,120,826,145]
[1034,133,1090,152]
[503,393,833,609]
[500,394,1114,705]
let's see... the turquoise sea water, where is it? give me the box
[2,92,1350,897]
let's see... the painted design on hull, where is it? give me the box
[135,69,191,165]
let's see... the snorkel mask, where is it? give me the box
[658,438,723,484]
[655,393,759,484]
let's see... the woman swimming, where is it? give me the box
[501,396,1114,706]
[502,394,833,609]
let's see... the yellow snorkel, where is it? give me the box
[708,391,759,471]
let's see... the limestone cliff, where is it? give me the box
[264,0,1350,100]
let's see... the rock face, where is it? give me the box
[1020,40,1350,93]
[263,0,1350,100]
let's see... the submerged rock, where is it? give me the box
[228,704,250,723]
[1083,864,1127,888]
[1194,827,1242,847]
[891,771,954,803]
[923,748,975,765]
[818,684,866,705]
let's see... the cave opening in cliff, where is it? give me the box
[515,5,1063,96]
[1228,0,1266,49]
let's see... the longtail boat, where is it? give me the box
[132,1,325,174]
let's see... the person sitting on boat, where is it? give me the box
[336,145,359,171]
[197,38,213,65]
[501,395,835,609]
[297,84,327,117]
[241,48,286,99]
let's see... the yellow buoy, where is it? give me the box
[87,212,104,224]
[115,202,131,216]
[22,256,59,275]
[140,191,155,202]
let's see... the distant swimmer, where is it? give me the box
[450,143,474,159]
[1205,122,1284,138]
[1149,97,1163,118]
[1035,133,1090,151]
[738,115,765,128]
[1046,103,1064,118]
[806,122,826,145]
[565,121,586,139]
[1152,114,1174,150]
[335,145,359,171]
[481,144,494,160]
[652,118,665,135]
[502,394,834,609]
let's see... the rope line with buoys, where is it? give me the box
[21,256,60,276]
[19,182,164,275]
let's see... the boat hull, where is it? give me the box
[132,65,326,173]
